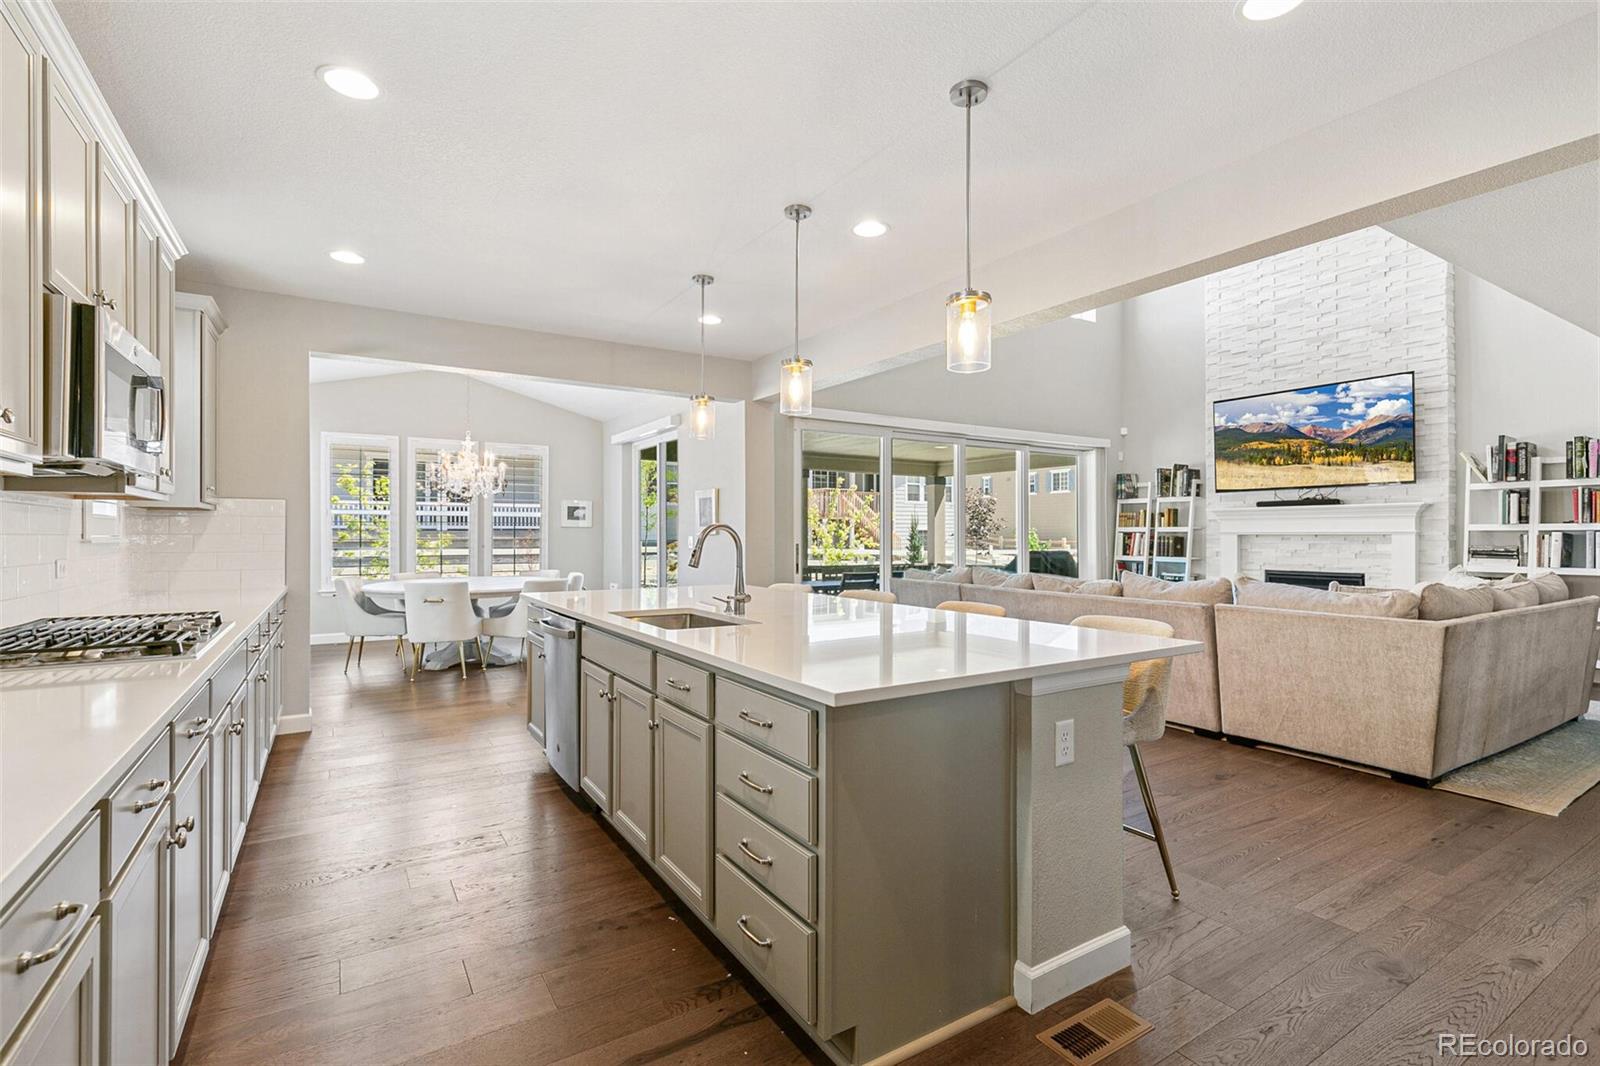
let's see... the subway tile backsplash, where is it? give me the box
[0,492,285,625]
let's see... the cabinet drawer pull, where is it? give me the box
[228,722,245,736]
[15,902,85,972]
[737,709,774,729]
[737,838,774,866]
[277,640,285,649]
[737,771,774,795]
[423,597,444,604]
[167,827,189,850]
[178,816,195,832]
[131,778,170,812]
[735,915,772,948]
[183,716,212,738]
[647,719,659,731]
[0,407,13,425]
[665,678,692,693]
[248,643,262,654]
[257,672,269,682]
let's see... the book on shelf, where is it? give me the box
[1498,489,1530,524]
[1487,435,1537,482]
[1118,529,1149,557]
[1152,464,1201,499]
[1114,473,1142,500]
[1117,508,1149,528]
[1460,451,1487,480]
[1563,435,1599,479]
[1154,532,1188,557]
[1570,487,1600,523]
[1537,530,1597,569]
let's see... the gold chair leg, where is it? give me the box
[458,642,469,680]
[410,642,422,682]
[1127,744,1179,899]
[395,637,403,657]
[357,636,365,665]
[478,637,489,670]
[343,637,354,674]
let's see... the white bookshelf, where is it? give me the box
[1151,495,1204,582]
[1461,450,1600,576]
[1114,482,1154,575]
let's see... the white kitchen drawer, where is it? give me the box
[0,813,100,1049]
[169,682,213,777]
[715,793,816,922]
[655,653,711,718]
[715,856,815,1025]
[715,731,817,846]
[103,735,171,886]
[714,677,815,769]
[581,629,653,689]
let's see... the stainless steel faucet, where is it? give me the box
[688,522,750,613]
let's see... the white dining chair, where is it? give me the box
[403,579,483,681]
[333,577,407,673]
[480,577,568,660]
[565,572,585,591]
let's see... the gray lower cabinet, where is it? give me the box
[105,803,169,1066]
[578,662,613,814]
[3,916,102,1066]
[526,632,546,746]
[204,714,231,931]
[167,746,209,1051]
[653,701,712,918]
[227,685,248,868]
[611,678,654,859]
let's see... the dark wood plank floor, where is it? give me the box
[174,646,1600,1066]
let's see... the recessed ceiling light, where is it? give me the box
[318,66,380,100]
[1236,0,1303,21]
[698,313,722,326]
[852,219,889,238]
[329,249,365,265]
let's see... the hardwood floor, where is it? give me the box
[174,646,1600,1066]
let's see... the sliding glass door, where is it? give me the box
[890,439,955,577]
[800,430,882,585]
[636,435,679,589]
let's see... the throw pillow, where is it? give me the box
[1001,573,1035,589]
[1528,571,1570,604]
[968,567,1013,587]
[1490,576,1541,611]
[1233,576,1420,618]
[942,566,973,584]
[1120,572,1235,606]
[1439,567,1491,589]
[899,569,938,582]
[1408,582,1494,620]
[1030,574,1123,595]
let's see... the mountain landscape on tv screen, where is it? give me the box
[1212,375,1415,491]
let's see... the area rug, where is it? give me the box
[1433,718,1600,816]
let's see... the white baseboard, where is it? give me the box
[1012,926,1131,1013]
[277,710,314,735]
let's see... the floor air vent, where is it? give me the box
[1035,999,1152,1064]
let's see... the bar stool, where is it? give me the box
[841,589,896,603]
[1074,614,1181,899]
[935,600,1006,616]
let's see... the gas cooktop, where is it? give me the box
[0,612,225,670]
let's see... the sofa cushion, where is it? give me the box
[1001,573,1036,589]
[1030,574,1120,596]
[1439,567,1491,589]
[1490,577,1542,611]
[1528,572,1570,604]
[1411,582,1495,620]
[899,568,942,581]
[1234,576,1420,618]
[1120,573,1234,606]
[968,567,1012,587]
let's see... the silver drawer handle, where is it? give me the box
[735,915,772,948]
[248,643,262,654]
[647,719,659,731]
[183,716,212,738]
[423,597,444,604]
[15,902,85,972]
[737,771,774,795]
[228,722,245,736]
[167,827,189,850]
[665,678,692,693]
[0,407,13,425]
[737,709,774,729]
[131,778,170,813]
[737,839,774,866]
[178,815,195,832]
[257,672,269,682]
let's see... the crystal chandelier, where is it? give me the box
[427,380,506,498]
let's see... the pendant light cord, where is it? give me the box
[793,213,801,361]
[698,278,707,393]
[964,96,972,291]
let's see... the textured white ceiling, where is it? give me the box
[308,354,684,423]
[1386,161,1599,336]
[60,1,1593,361]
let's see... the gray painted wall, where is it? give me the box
[1117,279,1207,479]
[307,371,606,635]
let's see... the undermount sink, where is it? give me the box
[611,608,756,631]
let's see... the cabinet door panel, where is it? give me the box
[43,62,94,304]
[612,678,654,859]
[93,148,131,316]
[198,315,216,501]
[527,634,546,745]
[0,10,41,455]
[5,916,101,1066]
[205,719,230,929]
[106,807,167,1066]
[578,662,612,813]
[131,209,156,350]
[168,748,209,1049]
[654,701,712,918]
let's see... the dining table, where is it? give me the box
[362,574,563,669]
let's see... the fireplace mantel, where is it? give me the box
[1213,501,1430,584]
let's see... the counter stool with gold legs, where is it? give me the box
[1073,614,1181,899]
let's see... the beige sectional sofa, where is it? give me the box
[889,569,1599,783]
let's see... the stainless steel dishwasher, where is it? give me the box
[535,612,581,790]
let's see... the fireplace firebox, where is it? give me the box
[1264,568,1366,590]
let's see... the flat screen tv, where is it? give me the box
[1212,372,1416,493]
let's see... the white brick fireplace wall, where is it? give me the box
[1204,227,1455,586]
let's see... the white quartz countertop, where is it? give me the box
[1,586,285,904]
[528,585,1201,707]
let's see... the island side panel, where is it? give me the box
[823,683,1014,1062]
[1012,668,1130,1012]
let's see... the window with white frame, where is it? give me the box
[485,445,547,575]
[904,477,926,503]
[1029,472,1039,494]
[321,433,398,585]
[979,475,993,495]
[1049,467,1076,493]
[406,438,548,576]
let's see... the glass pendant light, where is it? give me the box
[689,273,715,440]
[946,79,992,373]
[779,203,814,415]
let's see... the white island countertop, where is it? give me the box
[0,586,285,904]
[529,585,1201,707]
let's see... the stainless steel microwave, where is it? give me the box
[41,291,167,481]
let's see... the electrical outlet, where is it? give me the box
[53,559,68,580]
[1055,719,1075,767]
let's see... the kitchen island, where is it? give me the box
[526,585,1200,1065]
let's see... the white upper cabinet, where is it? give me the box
[0,6,42,460]
[93,146,132,317]
[43,58,95,306]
